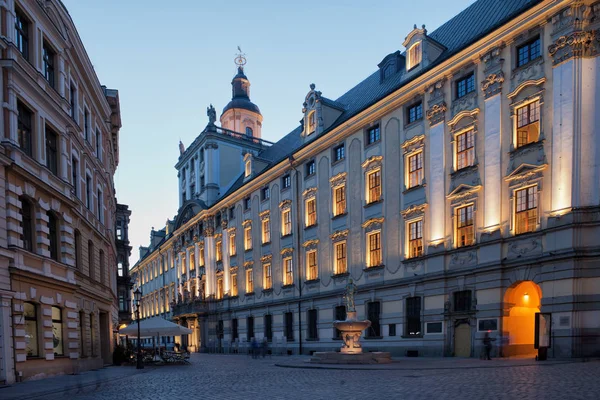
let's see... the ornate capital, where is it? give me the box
[426,102,447,126]
[242,219,252,227]
[260,254,273,263]
[548,30,598,65]
[243,260,254,269]
[480,72,504,98]
[280,247,294,256]
[362,217,384,230]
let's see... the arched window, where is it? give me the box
[74,230,82,270]
[307,111,316,134]
[47,211,59,261]
[24,302,39,357]
[51,306,64,356]
[88,240,95,280]
[19,197,34,252]
[99,250,105,285]
[245,126,253,136]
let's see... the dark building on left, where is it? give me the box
[0,0,128,383]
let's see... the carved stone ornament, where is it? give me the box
[330,172,347,188]
[260,254,273,263]
[243,260,254,269]
[280,247,294,256]
[330,229,349,241]
[361,155,383,171]
[450,250,477,268]
[259,210,270,220]
[426,102,447,126]
[480,72,504,98]
[242,219,252,227]
[508,237,541,257]
[505,163,547,188]
[302,239,319,249]
[302,187,318,199]
[361,217,384,230]
[480,45,504,72]
[401,134,425,154]
[451,91,478,117]
[426,78,446,105]
[401,203,427,220]
[548,30,598,65]
[279,199,292,210]
[447,184,481,206]
[227,227,236,234]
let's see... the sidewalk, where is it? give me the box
[0,365,155,400]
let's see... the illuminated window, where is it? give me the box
[456,130,475,170]
[516,100,540,147]
[217,277,223,299]
[244,225,252,251]
[246,268,253,293]
[515,186,537,234]
[334,241,347,274]
[307,250,318,281]
[516,37,541,67]
[367,231,382,267]
[307,110,316,134]
[231,273,238,296]
[407,42,422,69]
[199,247,205,266]
[456,73,475,99]
[262,218,271,244]
[306,198,317,227]
[407,102,423,124]
[284,257,293,285]
[333,185,346,216]
[408,152,423,189]
[366,169,382,204]
[263,263,272,289]
[282,209,292,236]
[244,159,251,177]
[216,240,222,262]
[408,220,423,258]
[456,205,474,248]
[229,232,236,256]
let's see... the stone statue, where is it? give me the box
[344,278,357,312]
[207,104,216,125]
[179,140,185,155]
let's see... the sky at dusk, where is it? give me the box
[61,0,475,266]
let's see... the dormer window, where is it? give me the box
[245,159,251,177]
[307,111,316,135]
[407,42,422,70]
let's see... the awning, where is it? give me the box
[119,317,193,337]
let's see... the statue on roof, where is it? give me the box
[207,104,216,125]
[179,140,185,155]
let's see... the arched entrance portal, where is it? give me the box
[503,281,542,357]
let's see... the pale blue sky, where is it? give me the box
[62,0,475,265]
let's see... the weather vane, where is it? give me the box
[234,46,247,68]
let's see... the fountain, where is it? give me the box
[309,279,392,364]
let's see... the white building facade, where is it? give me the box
[131,0,600,358]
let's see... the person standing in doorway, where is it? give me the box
[483,332,495,360]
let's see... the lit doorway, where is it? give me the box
[503,281,542,357]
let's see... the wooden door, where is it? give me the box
[454,322,472,357]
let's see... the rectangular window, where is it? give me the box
[15,9,29,60]
[454,290,472,312]
[261,186,270,201]
[306,250,318,281]
[367,231,382,267]
[406,296,421,336]
[217,277,223,299]
[17,101,33,157]
[516,37,541,67]
[408,152,423,188]
[456,205,474,248]
[263,263,272,289]
[307,309,318,340]
[216,240,222,262]
[285,312,294,341]
[284,257,293,286]
[215,213,221,228]
[96,129,102,160]
[282,209,292,236]
[334,241,347,275]
[86,175,92,210]
[72,157,79,197]
[264,314,273,342]
[407,102,423,124]
[42,41,56,87]
[229,232,236,256]
[306,198,316,227]
[246,316,254,341]
[389,324,397,336]
[366,302,381,338]
[70,83,77,121]
[408,220,423,258]
[333,185,346,216]
[231,318,238,340]
[246,268,253,293]
[231,273,238,296]
[366,125,380,145]
[97,189,104,223]
[199,246,205,266]
[24,302,38,357]
[516,100,540,147]
[306,160,316,176]
[456,130,475,170]
[262,219,270,244]
[244,159,251,177]
[45,126,58,175]
[229,206,235,219]
[244,225,252,251]
[84,108,90,141]
[407,42,422,69]
[456,73,475,99]
[282,174,291,189]
[333,144,345,162]
[515,186,538,234]
[52,306,64,356]
[243,196,251,211]
[427,322,443,334]
[20,199,33,252]
[366,169,382,204]
[334,306,346,339]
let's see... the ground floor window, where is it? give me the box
[307,309,318,340]
[52,306,64,356]
[334,305,346,339]
[366,302,381,338]
[247,316,254,341]
[406,297,421,336]
[232,318,238,341]
[264,314,273,342]
[285,312,294,341]
[24,302,39,357]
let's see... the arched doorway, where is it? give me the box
[454,320,472,357]
[503,281,542,357]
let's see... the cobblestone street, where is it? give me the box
[15,355,597,400]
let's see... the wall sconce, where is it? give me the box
[523,292,529,301]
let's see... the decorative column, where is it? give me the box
[203,218,216,297]
[480,46,505,231]
[221,214,231,295]
[175,251,182,298]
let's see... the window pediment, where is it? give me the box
[505,163,547,188]
[401,203,427,220]
[447,184,481,206]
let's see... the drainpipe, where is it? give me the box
[289,156,303,355]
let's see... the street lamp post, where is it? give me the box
[134,287,144,369]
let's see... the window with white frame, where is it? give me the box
[306,198,317,227]
[334,241,347,275]
[407,152,423,189]
[515,186,538,234]
[367,231,382,267]
[282,209,292,236]
[456,129,475,170]
[199,247,205,266]
[333,185,346,216]
[515,100,540,147]
[244,225,252,251]
[306,250,318,281]
[456,205,474,247]
[366,169,382,204]
[246,268,253,293]
[229,232,236,256]
[216,240,222,262]
[284,257,293,285]
[263,263,272,289]
[408,219,423,258]
[262,218,271,244]
[217,277,223,299]
[407,42,422,70]
[231,273,238,296]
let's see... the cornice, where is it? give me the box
[361,155,383,169]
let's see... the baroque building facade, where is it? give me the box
[0,0,124,383]
[131,0,600,359]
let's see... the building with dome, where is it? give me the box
[130,0,600,359]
